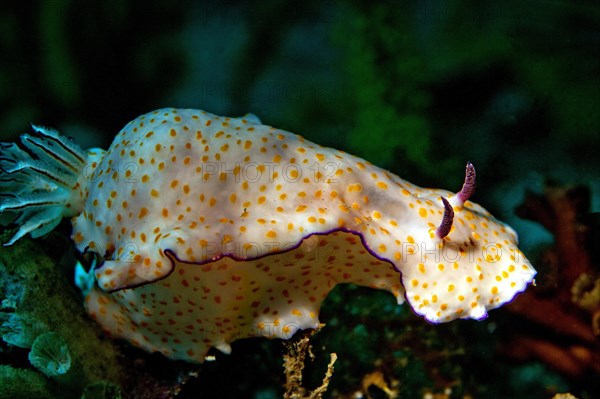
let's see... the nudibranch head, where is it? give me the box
[0,108,536,363]
[397,167,534,323]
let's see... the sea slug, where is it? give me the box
[0,108,536,362]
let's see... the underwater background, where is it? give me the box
[0,1,598,398]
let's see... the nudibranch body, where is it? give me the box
[0,108,536,362]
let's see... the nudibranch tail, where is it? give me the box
[452,162,476,207]
[435,197,454,239]
[0,125,101,245]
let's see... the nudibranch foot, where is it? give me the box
[0,108,536,363]
[84,230,405,362]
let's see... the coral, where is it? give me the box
[283,327,337,399]
[359,371,398,399]
[0,364,56,399]
[81,381,123,399]
[571,273,600,335]
[28,332,71,377]
[502,184,600,379]
[0,233,124,396]
[308,286,445,398]
[1,312,46,349]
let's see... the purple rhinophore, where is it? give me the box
[436,197,454,239]
[456,162,476,206]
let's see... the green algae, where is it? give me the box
[334,3,436,173]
